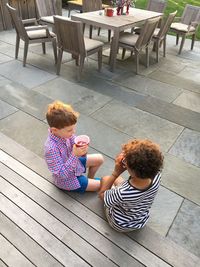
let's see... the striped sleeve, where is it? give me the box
[104,187,123,208]
[45,146,79,179]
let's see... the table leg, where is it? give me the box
[109,29,119,72]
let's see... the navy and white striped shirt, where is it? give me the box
[104,172,161,230]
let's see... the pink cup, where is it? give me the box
[74,135,90,147]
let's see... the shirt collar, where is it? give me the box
[48,129,66,143]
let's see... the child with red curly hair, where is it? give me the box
[99,139,164,232]
[44,100,104,193]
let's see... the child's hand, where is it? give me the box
[72,144,88,157]
[113,152,126,177]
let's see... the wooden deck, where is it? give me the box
[0,133,199,267]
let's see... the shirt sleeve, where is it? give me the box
[45,146,79,179]
[104,187,123,208]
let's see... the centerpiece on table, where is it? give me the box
[111,0,136,16]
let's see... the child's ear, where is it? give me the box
[50,127,58,135]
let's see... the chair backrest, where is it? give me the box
[147,0,167,13]
[35,0,60,17]
[82,0,102,12]
[157,10,177,38]
[54,16,86,57]
[181,4,200,25]
[135,17,160,50]
[6,3,28,40]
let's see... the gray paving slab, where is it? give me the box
[148,186,183,236]
[0,99,18,119]
[0,82,54,120]
[113,73,183,103]
[0,52,13,64]
[91,99,184,152]
[0,61,56,89]
[0,41,15,58]
[169,128,200,168]
[148,69,200,94]
[173,91,200,113]
[162,154,200,205]
[34,77,112,116]
[0,111,48,157]
[167,199,200,258]
[76,113,131,158]
[0,75,12,87]
[135,96,200,132]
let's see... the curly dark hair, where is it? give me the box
[122,139,164,179]
[46,101,79,129]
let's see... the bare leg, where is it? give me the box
[86,154,104,179]
[86,179,101,191]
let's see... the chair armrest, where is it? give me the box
[22,18,38,25]
[188,21,199,31]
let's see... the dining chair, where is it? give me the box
[152,10,177,62]
[35,0,61,27]
[170,4,200,54]
[82,0,111,41]
[54,15,104,81]
[118,17,160,74]
[6,3,57,67]
[132,0,166,34]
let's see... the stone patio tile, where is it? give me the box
[148,69,200,94]
[34,77,111,115]
[0,83,54,120]
[173,91,200,113]
[0,61,56,89]
[177,66,200,83]
[148,186,183,236]
[162,154,200,205]
[0,99,18,119]
[169,128,200,168]
[0,52,13,64]
[91,100,183,152]
[136,96,200,132]
[167,199,200,258]
[0,75,12,87]
[0,41,15,58]
[76,114,131,158]
[0,30,16,45]
[0,111,48,157]
[81,75,146,107]
[113,74,183,103]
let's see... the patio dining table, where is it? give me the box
[71,8,162,71]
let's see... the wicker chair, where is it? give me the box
[152,11,177,62]
[118,17,160,74]
[6,3,57,67]
[170,4,200,54]
[54,15,104,80]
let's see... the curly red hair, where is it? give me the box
[123,139,163,179]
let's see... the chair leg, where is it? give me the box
[163,36,166,57]
[42,42,46,54]
[191,34,195,50]
[15,34,20,59]
[98,27,101,36]
[122,48,126,59]
[23,41,29,67]
[155,41,159,63]
[179,35,186,54]
[78,56,85,81]
[52,39,57,64]
[108,30,111,42]
[89,25,93,39]
[135,52,139,74]
[56,48,63,75]
[98,48,102,71]
[176,34,179,45]
[146,47,149,68]
[68,9,71,17]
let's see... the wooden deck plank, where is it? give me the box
[0,193,89,267]
[0,176,115,267]
[0,212,63,267]
[0,234,34,267]
[0,161,143,267]
[0,151,170,267]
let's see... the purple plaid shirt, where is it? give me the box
[44,131,85,190]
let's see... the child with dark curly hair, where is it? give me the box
[44,101,104,193]
[99,139,164,232]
